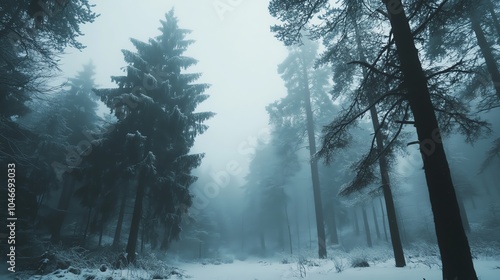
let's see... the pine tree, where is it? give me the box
[381,2,477,277]
[94,9,213,264]
[268,39,336,258]
[269,0,482,277]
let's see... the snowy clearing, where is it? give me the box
[11,257,499,280]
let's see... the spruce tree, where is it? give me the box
[94,9,213,263]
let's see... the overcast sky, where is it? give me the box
[59,0,289,183]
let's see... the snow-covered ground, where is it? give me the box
[15,256,500,280]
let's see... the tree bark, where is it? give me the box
[457,193,471,233]
[382,1,477,278]
[51,174,75,243]
[82,207,92,243]
[353,18,406,267]
[362,204,373,247]
[295,207,301,253]
[285,204,293,255]
[126,170,146,264]
[470,8,500,100]
[301,57,327,259]
[327,201,339,244]
[306,195,312,249]
[113,188,127,249]
[372,202,381,239]
[486,0,500,40]
[160,224,172,251]
[353,208,360,236]
[379,198,389,242]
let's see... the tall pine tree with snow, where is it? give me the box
[94,9,214,264]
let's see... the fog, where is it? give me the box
[59,0,288,178]
[2,0,500,279]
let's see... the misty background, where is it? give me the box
[1,0,500,279]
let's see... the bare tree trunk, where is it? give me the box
[470,8,500,99]
[285,204,293,255]
[353,208,360,236]
[353,17,406,267]
[240,214,245,252]
[82,207,92,243]
[398,212,408,245]
[306,195,312,249]
[486,0,500,40]
[160,224,172,251]
[278,223,285,252]
[301,58,327,258]
[362,204,373,247]
[329,202,339,244]
[295,207,301,253]
[372,202,381,239]
[457,193,471,233]
[379,198,389,242]
[126,170,146,264]
[381,1,477,278]
[140,221,145,254]
[51,174,75,243]
[113,188,127,249]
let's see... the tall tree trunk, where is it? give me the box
[329,202,339,244]
[361,204,373,247]
[259,231,266,256]
[160,224,172,251]
[295,207,301,253]
[113,189,127,249]
[301,59,327,258]
[278,223,285,252]
[372,202,381,239]
[240,214,246,252]
[98,220,104,246]
[140,222,145,254]
[470,8,500,99]
[306,195,312,249]
[126,170,146,264]
[82,207,92,243]
[353,17,406,267]
[51,174,75,243]
[285,204,293,255]
[379,198,389,242]
[486,0,500,40]
[353,208,360,236]
[382,1,477,278]
[457,193,471,233]
[398,212,408,245]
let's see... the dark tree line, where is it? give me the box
[1,3,213,269]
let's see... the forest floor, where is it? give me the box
[9,253,499,280]
[175,257,500,280]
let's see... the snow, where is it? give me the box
[175,258,500,280]
[20,257,499,280]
